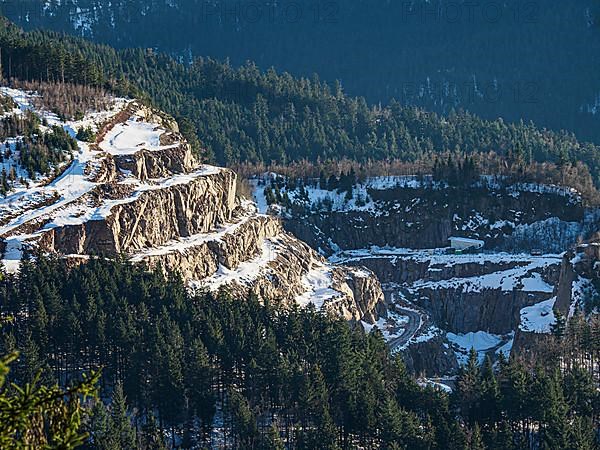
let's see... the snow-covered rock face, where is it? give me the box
[0,86,386,324]
[260,176,594,255]
[253,174,600,374]
[338,249,561,332]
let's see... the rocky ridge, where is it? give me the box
[0,89,386,324]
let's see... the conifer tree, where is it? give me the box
[567,416,596,450]
[454,348,480,423]
[86,401,112,450]
[551,309,567,338]
[540,369,570,450]
[469,423,485,450]
[139,412,168,450]
[107,383,137,450]
[260,423,285,450]
[228,389,259,449]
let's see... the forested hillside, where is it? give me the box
[0,255,598,449]
[0,11,599,448]
[3,0,600,145]
[0,17,599,196]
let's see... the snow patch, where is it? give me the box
[519,297,556,333]
[296,264,341,309]
[447,331,512,365]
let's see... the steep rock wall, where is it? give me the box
[344,256,528,285]
[43,169,237,255]
[113,143,197,180]
[417,287,551,334]
[137,215,282,281]
[285,187,589,254]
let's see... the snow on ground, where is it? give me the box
[0,87,34,115]
[0,86,210,272]
[334,247,559,294]
[248,179,269,214]
[569,276,596,318]
[0,138,47,183]
[0,86,128,134]
[410,257,557,294]
[0,142,97,235]
[296,185,374,213]
[418,378,453,393]
[495,337,514,357]
[296,264,341,309]
[362,310,409,341]
[251,173,583,215]
[44,165,222,230]
[396,324,441,352]
[447,331,513,365]
[2,237,25,272]
[0,87,131,237]
[506,182,581,204]
[99,114,178,155]
[332,246,562,266]
[0,142,98,236]
[192,239,278,291]
[519,297,557,333]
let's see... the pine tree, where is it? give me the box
[139,412,168,450]
[539,369,570,450]
[478,356,500,425]
[107,383,137,450]
[260,423,285,450]
[487,420,515,450]
[228,389,258,448]
[87,400,112,450]
[551,309,567,338]
[468,423,485,450]
[0,350,99,448]
[185,337,216,441]
[567,416,596,450]
[454,348,480,423]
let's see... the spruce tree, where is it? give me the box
[551,309,567,338]
[260,423,285,450]
[539,369,570,450]
[567,416,596,450]
[469,423,485,450]
[454,348,480,423]
[108,383,137,450]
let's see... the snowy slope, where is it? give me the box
[0,86,187,270]
[0,86,386,328]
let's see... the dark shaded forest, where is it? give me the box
[0,16,598,200]
[3,0,600,145]
[0,255,597,449]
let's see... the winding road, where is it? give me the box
[382,289,426,352]
[389,306,423,351]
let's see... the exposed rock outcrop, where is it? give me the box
[0,99,387,325]
[513,245,600,355]
[401,334,459,376]
[416,287,550,334]
[111,141,197,180]
[285,186,592,254]
[344,255,531,285]
[42,168,238,255]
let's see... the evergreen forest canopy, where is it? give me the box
[0,17,599,197]
[3,0,600,145]
[0,254,598,449]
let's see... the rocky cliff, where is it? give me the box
[280,181,596,255]
[512,244,600,354]
[0,91,386,324]
[268,174,580,374]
